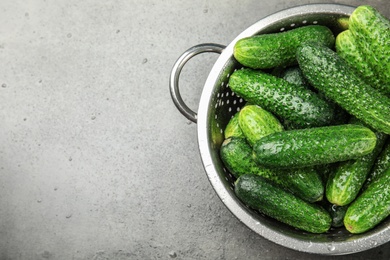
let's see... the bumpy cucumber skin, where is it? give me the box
[252,124,377,168]
[364,139,390,189]
[238,105,283,146]
[297,43,390,134]
[228,68,335,129]
[272,66,311,88]
[326,118,388,206]
[335,30,385,94]
[233,25,335,69]
[224,112,244,139]
[220,137,324,202]
[344,168,390,234]
[235,174,331,233]
[349,5,390,95]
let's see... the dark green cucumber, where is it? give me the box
[327,203,349,228]
[228,68,335,129]
[335,29,385,94]
[238,105,283,146]
[344,167,390,234]
[252,124,377,168]
[297,42,390,134]
[220,137,324,202]
[349,5,390,95]
[224,111,244,139]
[272,66,311,88]
[326,118,387,206]
[233,25,335,69]
[234,174,331,233]
[363,139,390,189]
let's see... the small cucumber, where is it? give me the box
[344,167,390,234]
[228,68,335,129]
[233,25,335,69]
[224,112,244,139]
[234,174,331,233]
[363,139,390,189]
[238,105,283,146]
[220,138,324,202]
[272,66,311,88]
[349,5,390,95]
[297,42,390,134]
[326,119,387,206]
[335,29,385,94]
[252,124,377,168]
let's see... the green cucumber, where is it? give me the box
[297,42,390,134]
[344,167,390,234]
[238,105,283,146]
[349,5,390,95]
[272,66,311,88]
[228,68,335,129]
[233,25,335,69]
[363,139,390,189]
[224,111,244,139]
[335,29,385,94]
[328,203,349,228]
[220,138,324,202]
[234,174,331,233]
[325,119,387,206]
[252,124,377,168]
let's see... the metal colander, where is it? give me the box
[169,4,390,255]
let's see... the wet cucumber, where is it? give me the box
[252,124,377,168]
[233,25,335,69]
[344,167,390,234]
[349,5,390,95]
[325,119,387,206]
[228,68,335,129]
[238,105,283,146]
[297,42,390,134]
[234,174,331,233]
[224,111,244,139]
[221,137,323,202]
[363,139,390,189]
[335,29,385,94]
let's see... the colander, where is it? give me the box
[169,4,390,255]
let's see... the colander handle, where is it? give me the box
[169,43,226,123]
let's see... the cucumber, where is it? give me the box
[228,68,335,129]
[363,139,390,189]
[335,29,385,94]
[328,203,349,228]
[344,167,390,234]
[224,111,244,139]
[349,5,390,95]
[234,174,331,233]
[297,42,390,134]
[233,25,335,69]
[220,137,324,202]
[238,105,283,146]
[252,124,377,168]
[326,119,387,206]
[272,66,311,88]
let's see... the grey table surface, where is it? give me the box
[1,0,390,259]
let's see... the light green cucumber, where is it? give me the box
[349,5,390,95]
[238,105,283,146]
[224,111,244,139]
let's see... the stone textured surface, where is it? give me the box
[0,0,389,259]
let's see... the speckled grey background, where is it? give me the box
[1,0,389,259]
